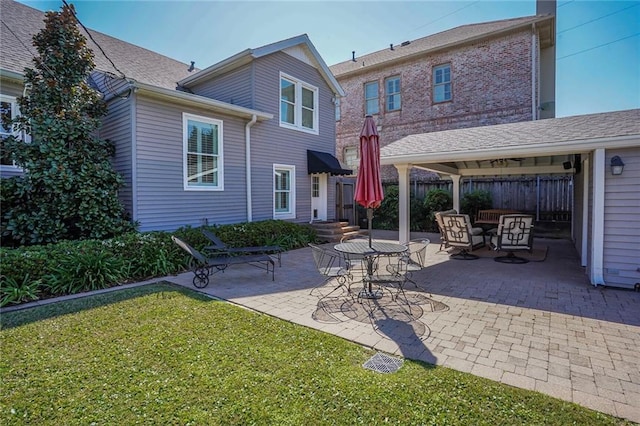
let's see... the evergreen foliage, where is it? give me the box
[460,189,493,219]
[423,188,453,231]
[2,4,133,245]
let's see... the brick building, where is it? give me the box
[330,13,555,182]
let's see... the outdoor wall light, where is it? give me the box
[610,156,625,176]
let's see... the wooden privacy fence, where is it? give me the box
[396,175,574,222]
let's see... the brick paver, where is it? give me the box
[8,231,638,423]
[162,232,640,423]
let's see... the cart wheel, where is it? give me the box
[193,270,209,288]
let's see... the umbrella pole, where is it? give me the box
[367,208,373,248]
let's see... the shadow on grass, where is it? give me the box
[0,282,214,330]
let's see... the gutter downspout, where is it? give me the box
[531,23,537,120]
[130,87,138,225]
[245,115,258,222]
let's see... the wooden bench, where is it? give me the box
[172,236,275,288]
[475,209,521,225]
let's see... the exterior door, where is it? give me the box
[310,174,327,221]
[336,180,356,225]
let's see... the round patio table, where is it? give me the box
[334,240,407,299]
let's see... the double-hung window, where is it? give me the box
[280,73,318,134]
[364,81,379,115]
[385,76,401,111]
[1,94,22,169]
[433,64,452,103]
[183,113,223,191]
[274,164,296,219]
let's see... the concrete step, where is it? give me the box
[311,221,349,229]
[311,221,364,243]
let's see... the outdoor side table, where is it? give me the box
[334,240,407,299]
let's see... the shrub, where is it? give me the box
[0,274,41,307]
[0,220,315,306]
[367,186,430,231]
[423,189,453,231]
[461,189,493,220]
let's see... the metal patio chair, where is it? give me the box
[441,214,486,260]
[490,214,535,264]
[309,243,351,298]
[202,229,283,266]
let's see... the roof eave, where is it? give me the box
[334,15,554,79]
[0,69,25,83]
[179,35,345,97]
[134,81,272,121]
[380,134,640,165]
[178,49,253,87]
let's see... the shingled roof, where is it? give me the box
[0,0,194,90]
[330,14,553,77]
[380,109,640,165]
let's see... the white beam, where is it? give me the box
[413,163,460,175]
[455,165,569,176]
[590,149,605,286]
[395,164,411,245]
[451,175,461,212]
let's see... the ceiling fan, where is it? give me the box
[488,158,524,167]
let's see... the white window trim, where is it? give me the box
[433,64,452,103]
[273,164,296,219]
[0,94,24,171]
[182,112,224,191]
[385,76,401,111]
[364,81,379,115]
[279,72,319,135]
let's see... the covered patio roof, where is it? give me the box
[380,109,640,177]
[379,109,640,287]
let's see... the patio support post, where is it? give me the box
[590,149,606,285]
[581,155,589,267]
[451,174,461,212]
[395,163,411,245]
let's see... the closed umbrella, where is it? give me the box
[355,115,384,247]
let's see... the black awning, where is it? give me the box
[307,150,352,176]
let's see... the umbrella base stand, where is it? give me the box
[358,288,383,300]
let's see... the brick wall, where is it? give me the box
[334,29,537,182]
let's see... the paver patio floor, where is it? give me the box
[166,231,640,423]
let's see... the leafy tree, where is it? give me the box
[2,4,134,245]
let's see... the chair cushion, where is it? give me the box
[471,227,484,236]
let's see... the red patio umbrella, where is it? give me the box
[355,115,384,247]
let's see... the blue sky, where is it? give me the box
[17,0,640,117]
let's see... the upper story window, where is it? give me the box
[274,164,296,219]
[1,94,23,169]
[433,64,452,103]
[385,76,401,111]
[364,81,379,115]
[335,98,341,122]
[183,113,223,191]
[280,73,318,134]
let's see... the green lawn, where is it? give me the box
[0,283,630,425]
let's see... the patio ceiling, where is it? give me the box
[380,109,640,176]
[414,154,574,177]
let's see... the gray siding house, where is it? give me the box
[1,0,349,232]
